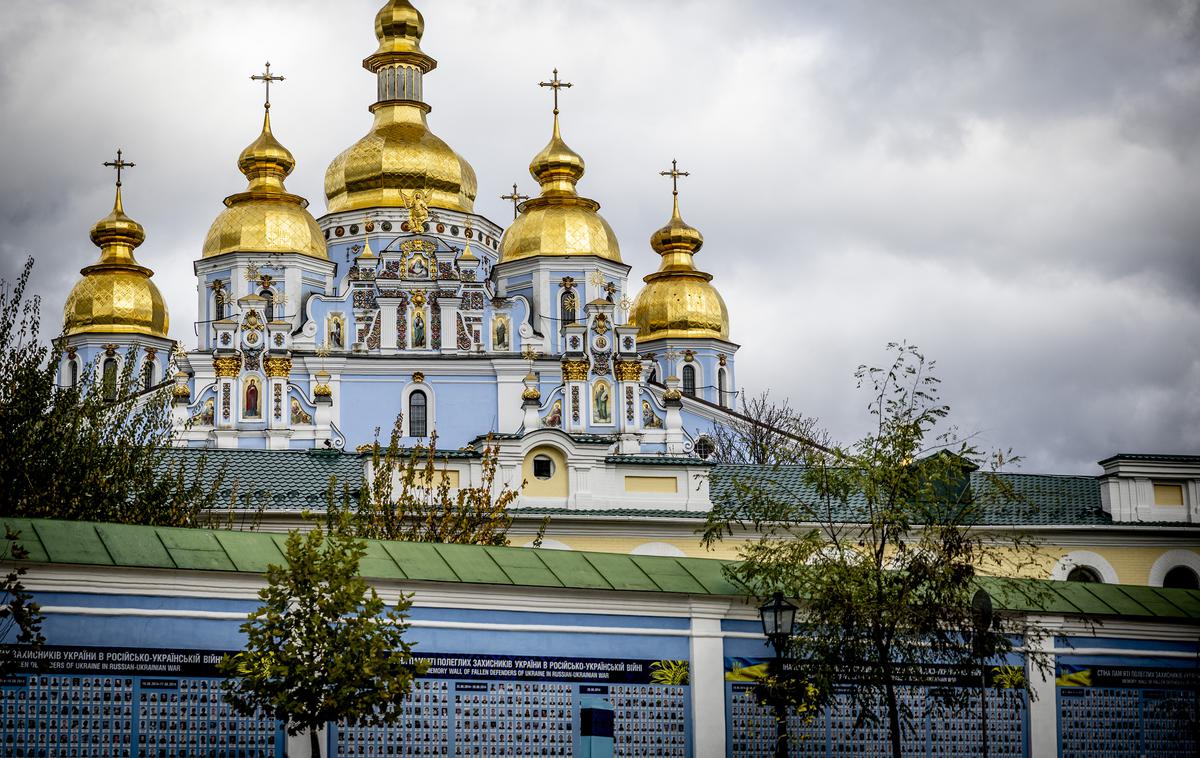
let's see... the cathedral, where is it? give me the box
[52,1,1199,587]
[11,3,1200,755]
[60,0,731,461]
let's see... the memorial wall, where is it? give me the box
[1,520,1196,757]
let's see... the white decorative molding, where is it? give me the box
[1147,549,1200,587]
[1049,550,1120,584]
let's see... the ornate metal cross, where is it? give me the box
[660,159,689,196]
[103,149,135,187]
[251,62,285,110]
[500,183,530,219]
[538,68,572,115]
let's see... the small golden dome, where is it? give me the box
[64,185,169,339]
[530,116,585,197]
[499,114,621,264]
[631,193,728,342]
[203,110,327,260]
[373,0,425,58]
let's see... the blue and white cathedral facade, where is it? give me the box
[59,0,742,487]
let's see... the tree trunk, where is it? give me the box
[882,664,902,758]
[309,727,322,758]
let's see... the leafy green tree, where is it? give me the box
[1,527,45,676]
[354,421,527,546]
[0,257,225,526]
[219,510,425,758]
[702,343,1050,758]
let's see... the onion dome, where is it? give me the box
[64,178,169,338]
[324,0,477,214]
[631,188,729,341]
[498,109,621,264]
[202,108,327,259]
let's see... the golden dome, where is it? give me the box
[499,114,621,264]
[324,108,477,214]
[202,110,327,259]
[372,0,425,58]
[631,193,729,342]
[324,0,477,214]
[64,185,169,339]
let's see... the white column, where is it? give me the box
[378,299,400,354]
[439,296,462,355]
[689,607,728,758]
[217,379,235,431]
[1027,626,1058,758]
[565,380,587,433]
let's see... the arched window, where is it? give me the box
[214,292,227,321]
[682,365,696,397]
[142,361,155,392]
[1066,566,1103,584]
[261,289,275,322]
[560,290,576,326]
[409,390,428,437]
[102,358,118,401]
[648,368,658,385]
[1163,566,1200,590]
[68,359,79,387]
[717,369,728,407]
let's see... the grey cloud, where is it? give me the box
[2,0,1198,474]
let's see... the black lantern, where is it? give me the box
[759,592,797,758]
[759,592,797,654]
[971,588,994,758]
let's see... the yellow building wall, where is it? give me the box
[528,531,1200,585]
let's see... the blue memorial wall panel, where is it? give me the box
[1,646,284,758]
[330,653,691,757]
[1056,657,1199,758]
[724,658,1028,758]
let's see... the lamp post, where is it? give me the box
[971,589,994,758]
[759,592,798,758]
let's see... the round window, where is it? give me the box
[694,435,716,460]
[1163,565,1199,590]
[533,455,555,480]
[1066,566,1103,584]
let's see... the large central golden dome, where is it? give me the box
[498,111,621,263]
[324,0,477,214]
[203,109,327,259]
[631,190,729,342]
[64,183,169,339]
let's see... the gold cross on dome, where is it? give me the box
[659,159,689,196]
[538,68,572,115]
[500,183,530,220]
[103,149,135,187]
[251,61,285,110]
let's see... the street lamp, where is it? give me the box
[971,588,994,758]
[759,592,797,758]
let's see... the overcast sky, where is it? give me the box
[2,0,1199,474]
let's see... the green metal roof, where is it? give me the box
[160,448,365,509]
[157,448,1192,529]
[4,518,1199,622]
[708,465,1123,528]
